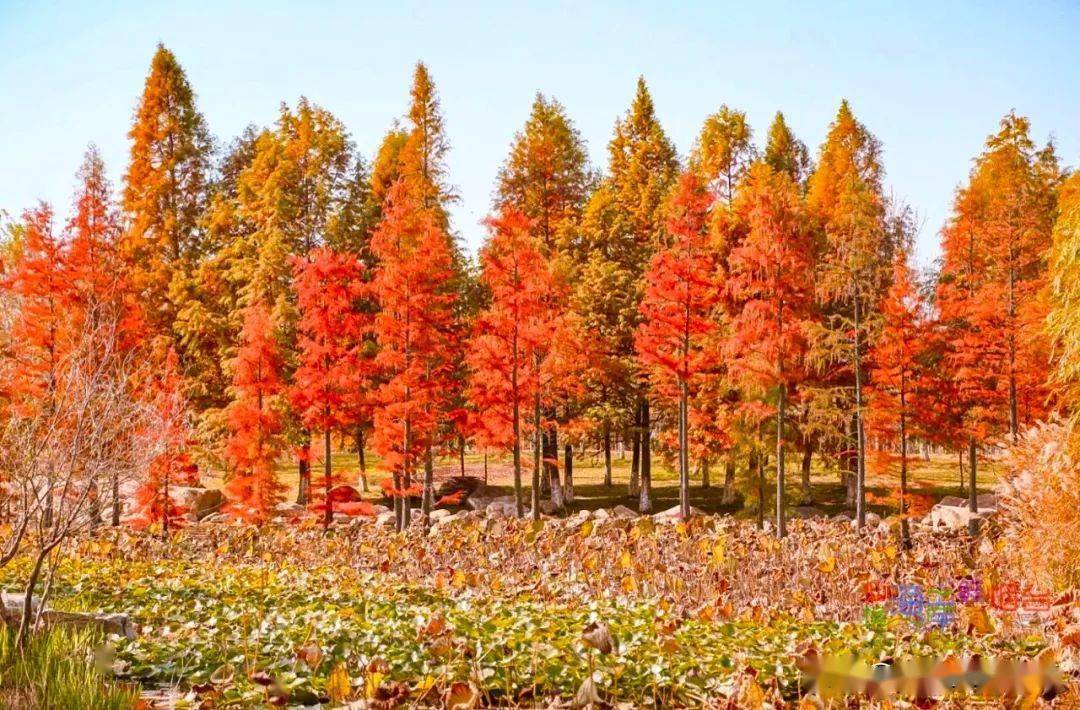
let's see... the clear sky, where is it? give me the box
[1,0,1077,266]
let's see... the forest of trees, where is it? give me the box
[2,44,1076,542]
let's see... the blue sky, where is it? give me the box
[1,0,1077,266]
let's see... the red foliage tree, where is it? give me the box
[131,348,199,537]
[370,181,460,530]
[2,205,74,416]
[726,162,816,538]
[468,207,568,519]
[866,251,926,547]
[222,301,287,522]
[635,173,721,519]
[291,248,369,527]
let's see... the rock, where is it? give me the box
[171,487,223,520]
[1,593,134,639]
[274,502,305,515]
[200,512,224,523]
[573,509,593,521]
[850,512,882,529]
[486,501,518,518]
[370,504,390,515]
[539,499,561,515]
[328,485,362,504]
[467,496,491,511]
[469,492,515,512]
[792,506,826,520]
[653,504,702,520]
[375,511,396,528]
[591,508,609,520]
[336,501,376,517]
[611,505,638,519]
[832,512,853,522]
[937,495,967,508]
[976,493,997,510]
[923,503,994,531]
[429,509,452,522]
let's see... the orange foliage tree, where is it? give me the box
[866,251,926,547]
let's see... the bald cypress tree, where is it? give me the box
[763,112,812,188]
[689,105,756,206]
[121,44,211,345]
[579,78,678,512]
[807,100,892,528]
[495,93,592,501]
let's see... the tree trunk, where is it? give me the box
[844,418,857,507]
[958,448,965,494]
[701,457,710,489]
[531,376,542,521]
[564,443,574,503]
[459,434,466,477]
[639,397,653,514]
[629,422,640,497]
[776,382,787,538]
[603,424,612,488]
[296,437,311,506]
[854,298,866,529]
[512,348,523,518]
[800,438,813,504]
[968,437,979,535]
[356,427,368,492]
[15,548,48,649]
[110,469,120,526]
[161,456,171,541]
[753,449,764,530]
[543,425,559,500]
[899,390,911,549]
[422,447,434,531]
[484,451,489,486]
[678,382,690,519]
[323,428,333,527]
[722,458,736,505]
[87,480,100,530]
[400,417,412,532]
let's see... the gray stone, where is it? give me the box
[375,511,396,527]
[654,504,702,520]
[1,593,134,639]
[611,505,638,519]
[792,506,826,520]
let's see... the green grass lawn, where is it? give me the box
[204,441,999,519]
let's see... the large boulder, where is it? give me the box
[923,497,996,531]
[612,505,639,519]
[375,511,396,528]
[171,487,223,521]
[328,485,363,504]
